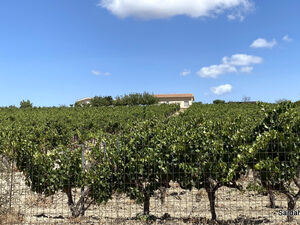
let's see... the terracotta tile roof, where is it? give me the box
[153,94,194,98]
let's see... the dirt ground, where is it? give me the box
[0,171,299,225]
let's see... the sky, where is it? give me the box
[0,0,299,106]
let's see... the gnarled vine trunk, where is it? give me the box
[143,192,150,215]
[206,188,217,220]
[64,186,92,218]
[287,196,296,222]
[205,179,220,221]
[268,190,276,208]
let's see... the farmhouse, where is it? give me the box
[76,97,92,105]
[153,94,194,109]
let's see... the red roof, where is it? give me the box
[153,94,194,99]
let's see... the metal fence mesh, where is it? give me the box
[1,143,299,225]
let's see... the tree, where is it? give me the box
[141,92,159,105]
[242,96,251,102]
[294,100,300,106]
[213,99,225,104]
[113,92,158,106]
[20,100,33,108]
[91,96,113,107]
[275,98,289,104]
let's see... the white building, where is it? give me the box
[75,97,92,106]
[153,94,194,109]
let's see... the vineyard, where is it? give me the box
[0,102,299,224]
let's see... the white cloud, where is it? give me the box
[227,9,247,21]
[227,14,244,21]
[99,0,253,20]
[197,54,262,78]
[92,70,111,76]
[250,38,277,48]
[282,35,292,42]
[103,72,111,76]
[197,64,237,78]
[211,84,232,95]
[92,70,101,75]
[180,69,191,76]
[222,54,263,66]
[227,14,236,20]
[240,66,253,73]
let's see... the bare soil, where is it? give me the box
[1,171,299,225]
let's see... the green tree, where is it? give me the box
[213,99,225,104]
[275,98,289,104]
[242,96,251,102]
[91,96,113,107]
[20,100,33,108]
[114,92,158,106]
[294,100,300,106]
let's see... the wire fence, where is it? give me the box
[0,140,299,225]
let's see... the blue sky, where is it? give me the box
[0,0,299,106]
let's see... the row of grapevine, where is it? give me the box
[0,102,299,222]
[0,104,179,217]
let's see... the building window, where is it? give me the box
[184,101,189,107]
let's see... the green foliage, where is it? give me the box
[0,104,179,217]
[295,100,300,106]
[104,117,177,215]
[114,92,159,106]
[275,98,290,103]
[74,101,90,108]
[77,92,159,107]
[173,113,247,219]
[245,102,300,222]
[91,96,113,107]
[0,156,10,213]
[20,100,33,108]
[1,102,299,221]
[213,99,225,104]
[242,96,251,102]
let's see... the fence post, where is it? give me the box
[9,152,14,210]
[81,144,86,215]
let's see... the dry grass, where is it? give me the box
[0,210,24,225]
[25,194,54,209]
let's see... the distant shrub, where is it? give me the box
[74,101,90,107]
[114,92,158,106]
[91,96,113,107]
[275,99,290,104]
[242,96,251,102]
[294,100,300,106]
[213,99,225,104]
[75,93,159,107]
[20,100,33,108]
